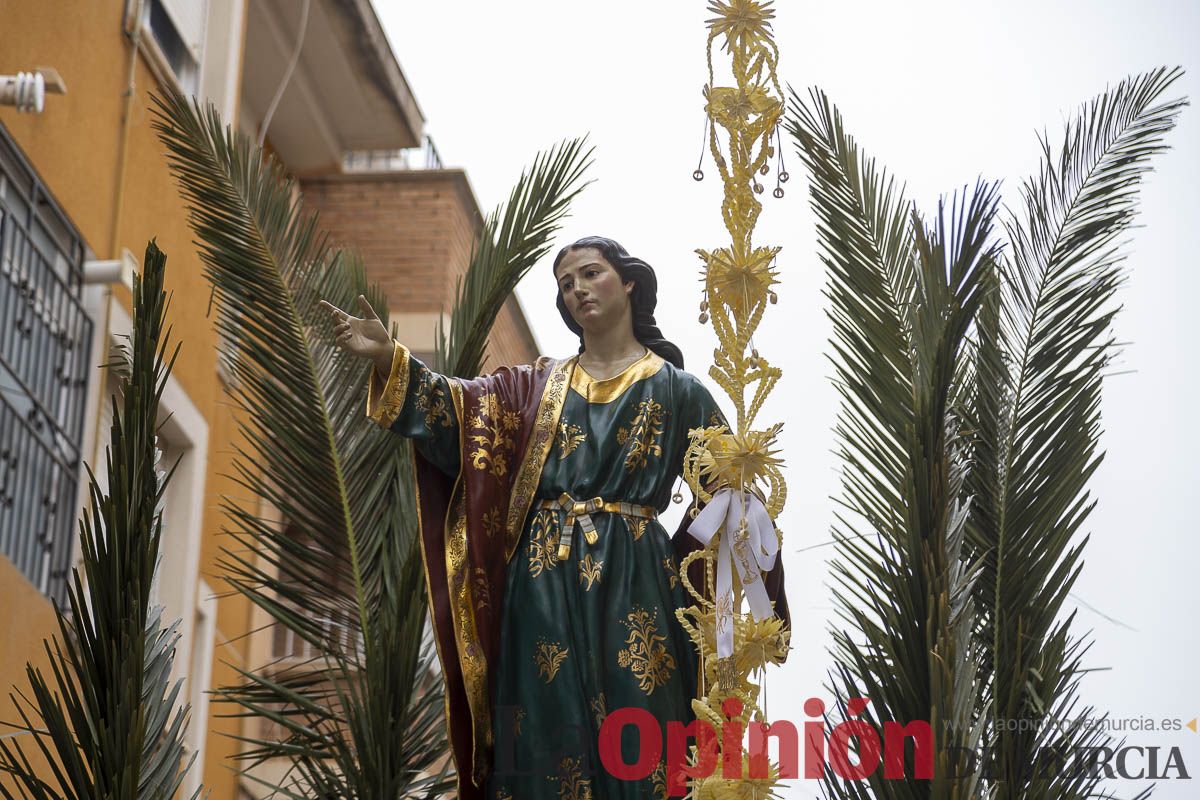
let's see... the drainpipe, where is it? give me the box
[90,0,147,469]
[109,0,145,261]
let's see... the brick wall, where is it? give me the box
[301,170,539,372]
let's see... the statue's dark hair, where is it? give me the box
[552,236,684,369]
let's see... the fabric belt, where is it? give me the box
[535,492,658,560]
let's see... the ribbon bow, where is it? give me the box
[687,488,779,659]
[553,492,603,560]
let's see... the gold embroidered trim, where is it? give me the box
[365,340,410,429]
[443,380,491,788]
[570,349,665,404]
[472,566,490,611]
[505,357,574,562]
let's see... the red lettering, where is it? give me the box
[883,720,934,779]
[829,699,881,780]
[722,697,745,778]
[598,707,661,781]
[665,719,717,797]
[749,720,799,779]
[804,697,826,778]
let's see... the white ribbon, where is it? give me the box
[686,488,779,659]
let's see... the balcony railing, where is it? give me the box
[342,134,444,173]
[0,121,92,605]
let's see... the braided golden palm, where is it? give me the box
[675,1,789,796]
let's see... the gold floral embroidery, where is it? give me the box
[482,506,503,539]
[550,756,593,800]
[528,510,560,577]
[663,556,680,590]
[556,421,587,459]
[651,761,669,799]
[468,391,521,478]
[617,606,676,695]
[496,790,513,800]
[578,554,603,591]
[616,398,667,471]
[624,516,649,541]
[535,638,569,684]
[414,367,452,428]
[589,693,607,728]
[473,567,491,611]
[708,408,726,429]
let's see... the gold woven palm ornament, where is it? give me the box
[674,1,791,796]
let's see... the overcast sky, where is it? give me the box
[377,2,1198,796]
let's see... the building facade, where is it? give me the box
[0,1,536,796]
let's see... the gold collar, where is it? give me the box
[570,350,665,404]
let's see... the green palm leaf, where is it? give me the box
[151,86,448,797]
[965,67,1185,798]
[150,83,591,797]
[787,88,994,798]
[789,68,1185,799]
[0,241,198,800]
[437,138,593,376]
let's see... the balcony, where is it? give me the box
[0,121,92,605]
[342,135,444,173]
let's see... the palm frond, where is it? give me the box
[0,241,197,800]
[437,137,594,377]
[791,69,1184,800]
[788,87,996,797]
[965,67,1185,798]
[151,87,451,796]
[151,85,592,797]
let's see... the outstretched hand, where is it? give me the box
[317,295,393,368]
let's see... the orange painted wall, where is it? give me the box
[0,3,253,798]
[0,560,65,795]
[1,4,540,798]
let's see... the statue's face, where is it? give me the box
[554,247,634,332]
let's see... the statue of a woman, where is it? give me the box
[320,236,788,799]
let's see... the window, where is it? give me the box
[140,0,208,94]
[0,122,91,605]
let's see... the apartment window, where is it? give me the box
[183,579,216,800]
[0,122,92,605]
[140,0,208,94]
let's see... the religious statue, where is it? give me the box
[319,235,789,799]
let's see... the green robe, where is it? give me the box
[381,349,723,799]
